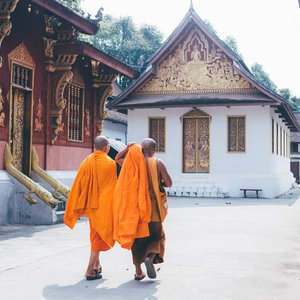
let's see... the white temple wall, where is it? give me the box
[128,105,294,198]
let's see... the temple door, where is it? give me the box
[10,88,32,176]
[182,109,210,173]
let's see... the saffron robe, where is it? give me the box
[64,150,117,249]
[131,157,167,264]
[113,144,152,250]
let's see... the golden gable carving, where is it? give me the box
[139,28,255,95]
[8,43,35,68]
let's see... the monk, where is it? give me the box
[115,138,172,280]
[64,136,117,280]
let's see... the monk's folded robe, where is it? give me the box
[64,150,117,249]
[113,144,152,250]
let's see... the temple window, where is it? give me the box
[228,116,246,152]
[149,117,165,152]
[67,84,84,142]
[12,64,33,89]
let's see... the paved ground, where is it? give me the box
[1,192,300,300]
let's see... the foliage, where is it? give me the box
[57,0,83,12]
[92,15,163,88]
[250,63,278,92]
[223,35,244,59]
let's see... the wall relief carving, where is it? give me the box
[0,86,6,127]
[139,28,255,95]
[33,98,44,133]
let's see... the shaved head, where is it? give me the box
[95,135,109,151]
[141,138,156,157]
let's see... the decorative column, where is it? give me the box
[43,15,78,144]
[91,60,118,135]
[0,0,19,68]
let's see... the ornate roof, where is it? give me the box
[107,6,299,132]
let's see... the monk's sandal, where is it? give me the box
[144,257,157,279]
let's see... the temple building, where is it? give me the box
[108,5,299,198]
[0,0,137,224]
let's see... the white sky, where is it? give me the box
[83,0,300,97]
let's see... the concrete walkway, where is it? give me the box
[1,194,300,300]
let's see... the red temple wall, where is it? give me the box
[46,145,91,170]
[0,141,5,169]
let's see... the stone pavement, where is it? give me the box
[1,193,300,300]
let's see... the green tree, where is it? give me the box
[58,0,82,11]
[92,15,163,88]
[223,35,244,59]
[250,63,278,92]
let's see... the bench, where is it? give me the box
[240,188,262,198]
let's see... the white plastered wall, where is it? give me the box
[128,105,294,198]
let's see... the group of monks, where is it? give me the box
[64,136,172,281]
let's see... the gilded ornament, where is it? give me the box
[139,28,255,95]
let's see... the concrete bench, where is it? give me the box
[240,188,262,198]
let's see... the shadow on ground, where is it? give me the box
[168,188,300,209]
[0,219,87,241]
[43,278,159,300]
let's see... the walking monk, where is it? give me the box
[64,136,117,280]
[115,138,172,280]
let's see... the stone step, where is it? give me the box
[166,185,227,198]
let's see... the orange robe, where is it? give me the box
[131,157,167,265]
[64,150,117,250]
[113,145,152,250]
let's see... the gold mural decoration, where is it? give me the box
[34,98,44,132]
[8,42,35,68]
[139,27,255,95]
[43,38,56,59]
[182,108,210,173]
[51,70,73,144]
[85,108,91,137]
[12,89,24,171]
[32,147,70,199]
[5,144,59,208]
[0,86,5,127]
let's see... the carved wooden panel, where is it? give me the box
[197,118,210,173]
[228,116,246,152]
[183,116,210,173]
[12,88,24,171]
[149,118,165,152]
[183,118,197,173]
[138,27,257,95]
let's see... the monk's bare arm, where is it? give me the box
[157,159,172,187]
[115,142,135,166]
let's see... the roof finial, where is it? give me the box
[190,0,194,11]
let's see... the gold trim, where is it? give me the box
[31,147,70,198]
[4,144,59,208]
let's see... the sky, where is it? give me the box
[82,0,300,97]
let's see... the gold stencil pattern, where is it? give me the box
[183,109,210,173]
[139,28,255,95]
[12,89,24,171]
[228,116,245,152]
[149,118,165,152]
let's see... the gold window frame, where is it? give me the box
[67,83,85,143]
[227,115,246,153]
[148,117,166,153]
